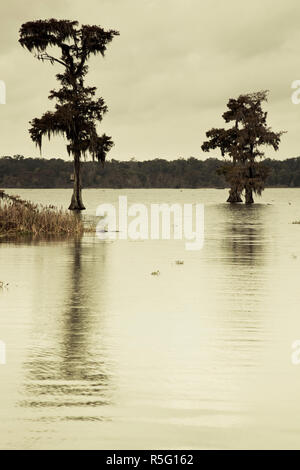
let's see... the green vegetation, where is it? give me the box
[0,191,85,237]
[1,155,300,189]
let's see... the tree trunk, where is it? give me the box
[227,187,242,203]
[245,163,254,204]
[245,187,254,204]
[69,152,86,211]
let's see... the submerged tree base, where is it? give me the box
[226,188,243,203]
[68,199,86,211]
[245,189,254,204]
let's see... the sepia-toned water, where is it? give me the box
[1,188,300,449]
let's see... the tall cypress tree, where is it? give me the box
[202,91,284,203]
[19,19,119,210]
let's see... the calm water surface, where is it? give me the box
[1,188,300,449]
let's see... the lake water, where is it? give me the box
[1,188,300,449]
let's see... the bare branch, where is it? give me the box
[35,52,68,68]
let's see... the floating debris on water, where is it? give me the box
[151,270,160,276]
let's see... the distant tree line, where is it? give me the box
[1,155,300,189]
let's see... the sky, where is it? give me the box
[1,0,300,161]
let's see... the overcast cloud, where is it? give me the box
[1,0,300,161]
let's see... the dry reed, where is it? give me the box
[0,191,85,236]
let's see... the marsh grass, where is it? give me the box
[0,191,87,237]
